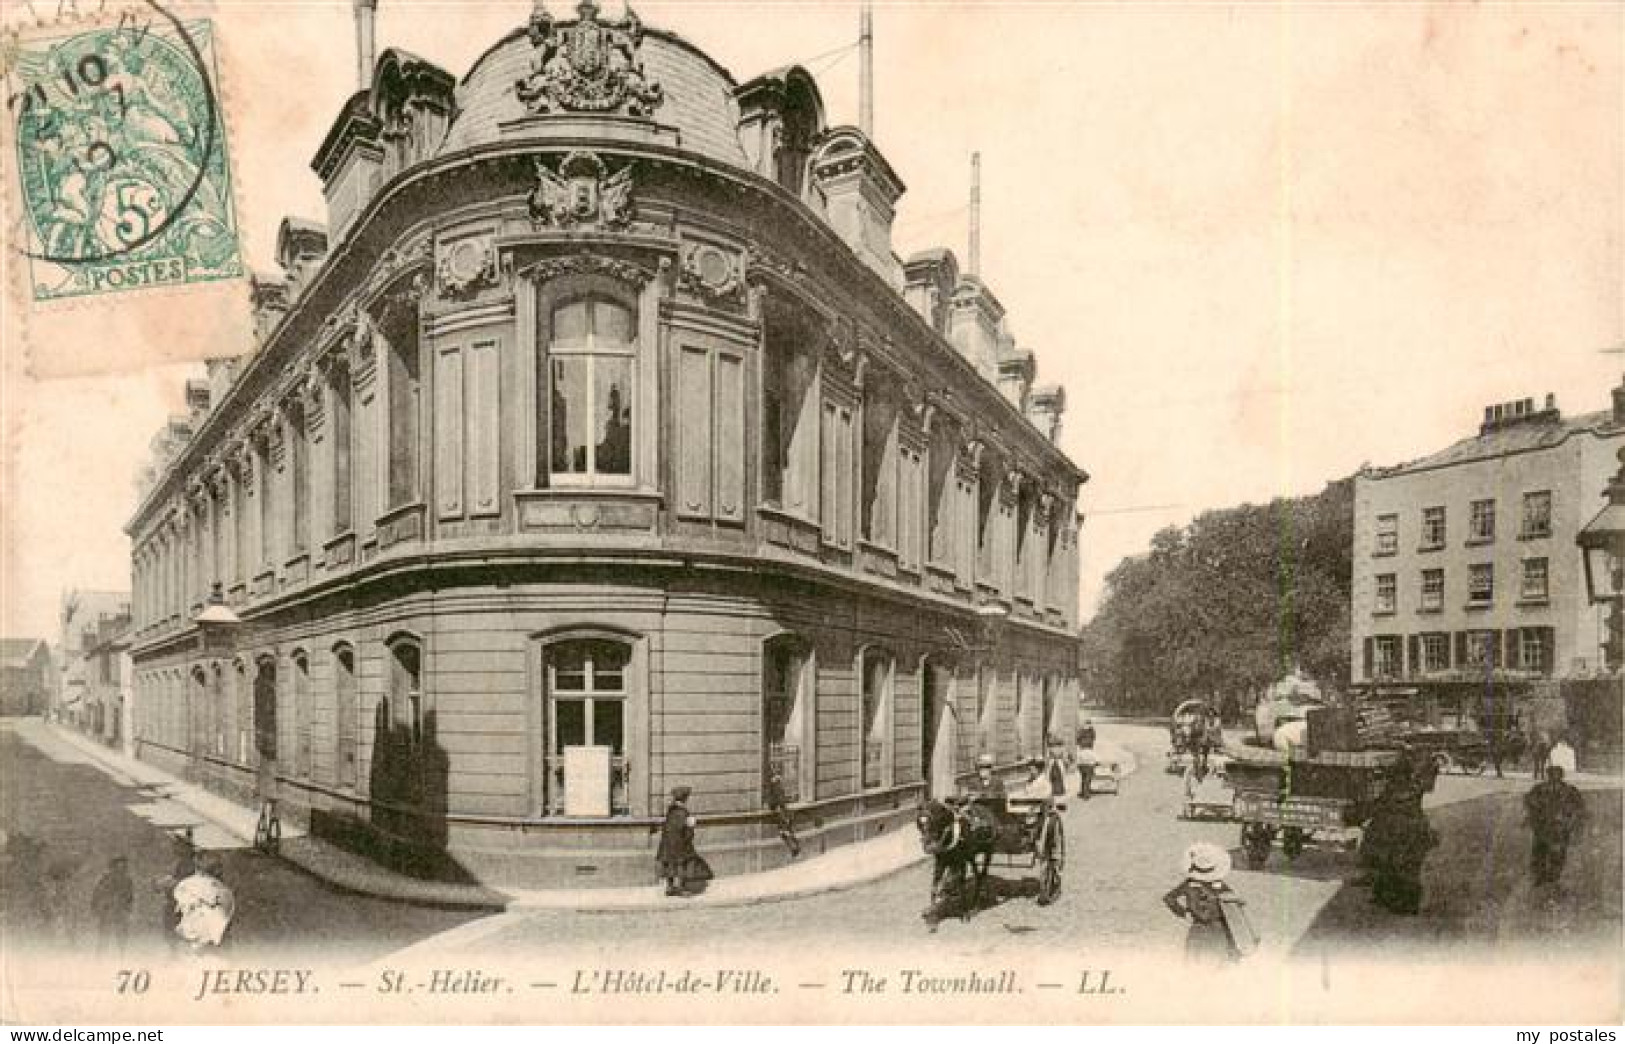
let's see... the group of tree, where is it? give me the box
[1079,477,1353,719]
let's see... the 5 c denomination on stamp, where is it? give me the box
[6,0,242,302]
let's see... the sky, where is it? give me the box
[3,0,1622,641]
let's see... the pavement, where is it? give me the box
[44,721,1124,914]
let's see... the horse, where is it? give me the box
[915,798,998,921]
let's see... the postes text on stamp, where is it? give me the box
[7,4,242,302]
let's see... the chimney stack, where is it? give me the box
[968,152,981,277]
[859,3,874,138]
[355,0,378,90]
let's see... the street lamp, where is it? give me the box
[1576,447,1625,671]
[193,583,244,651]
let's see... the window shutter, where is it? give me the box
[1539,627,1556,676]
[467,340,500,517]
[714,351,744,522]
[434,345,464,519]
[1453,631,1467,669]
[676,345,712,519]
[1406,635,1420,677]
[1362,638,1374,679]
[1503,629,1520,669]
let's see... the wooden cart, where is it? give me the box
[1224,743,1399,869]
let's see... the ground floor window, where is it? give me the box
[1373,636,1402,678]
[763,636,809,803]
[545,638,630,817]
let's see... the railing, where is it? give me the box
[769,743,800,803]
[863,739,885,789]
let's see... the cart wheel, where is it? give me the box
[1036,819,1065,905]
[1241,823,1273,870]
[1281,826,1307,861]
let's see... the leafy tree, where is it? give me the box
[1080,477,1354,717]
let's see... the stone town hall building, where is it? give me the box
[126,2,1087,886]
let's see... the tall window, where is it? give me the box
[1420,633,1449,673]
[235,663,251,763]
[1375,573,1397,614]
[1469,499,1495,543]
[860,649,892,789]
[330,363,352,534]
[1520,491,1552,538]
[1519,628,1553,675]
[256,438,273,571]
[898,442,924,571]
[860,401,900,549]
[333,645,358,789]
[291,652,312,778]
[1374,513,1397,555]
[289,407,310,554]
[1468,563,1494,605]
[927,428,956,565]
[820,397,855,548]
[1373,636,1402,678]
[545,638,630,816]
[763,636,809,803]
[388,638,423,746]
[1421,506,1446,550]
[1420,568,1444,611]
[386,335,421,508]
[211,665,227,757]
[1520,558,1549,602]
[549,297,634,483]
[1464,630,1498,669]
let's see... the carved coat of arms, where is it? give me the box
[515,0,664,118]
[529,150,635,230]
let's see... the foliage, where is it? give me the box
[1080,477,1354,716]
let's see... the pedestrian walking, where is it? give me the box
[1530,732,1552,781]
[1523,765,1587,888]
[1075,745,1096,799]
[1162,842,1257,966]
[656,786,709,896]
[764,769,802,859]
[90,856,133,956]
[1076,719,1097,751]
[1359,765,1437,915]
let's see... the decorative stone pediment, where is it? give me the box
[529,151,635,231]
[522,253,654,288]
[515,0,664,119]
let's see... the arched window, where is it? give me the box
[333,644,358,789]
[387,637,424,747]
[210,664,227,757]
[544,637,630,816]
[234,662,251,764]
[292,651,312,778]
[860,648,893,789]
[548,296,634,484]
[763,635,811,803]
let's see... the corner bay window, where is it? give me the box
[548,296,634,484]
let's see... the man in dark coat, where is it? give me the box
[1359,762,1436,915]
[657,786,699,897]
[91,856,134,955]
[1524,765,1587,887]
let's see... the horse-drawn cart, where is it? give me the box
[917,794,1067,917]
[1224,743,1399,869]
[1168,699,1219,774]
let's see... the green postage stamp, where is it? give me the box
[7,8,242,301]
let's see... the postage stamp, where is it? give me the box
[6,4,241,302]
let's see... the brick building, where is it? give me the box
[1352,384,1625,770]
[126,4,1088,886]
